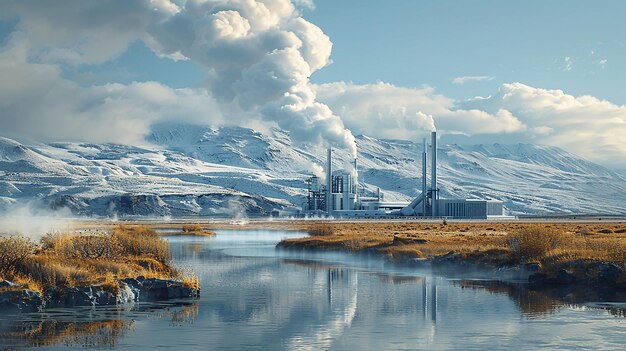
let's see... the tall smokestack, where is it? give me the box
[326,148,333,213]
[431,131,437,217]
[422,138,427,216]
[353,158,358,189]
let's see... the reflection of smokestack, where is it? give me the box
[422,278,427,320]
[326,148,332,213]
[431,131,437,217]
[422,138,427,216]
[430,280,437,323]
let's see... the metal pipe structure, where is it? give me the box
[326,148,332,213]
[353,157,358,192]
[422,138,427,216]
[431,131,437,217]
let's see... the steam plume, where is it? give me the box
[147,0,357,156]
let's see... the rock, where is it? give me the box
[555,269,577,285]
[118,282,138,303]
[82,286,117,306]
[528,273,548,286]
[129,278,199,300]
[79,282,139,306]
[524,263,541,273]
[0,280,18,288]
[567,259,587,268]
[123,278,140,287]
[44,286,95,308]
[597,263,621,287]
[0,289,42,312]
[1,277,199,312]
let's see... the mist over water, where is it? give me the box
[0,202,74,239]
[2,229,625,350]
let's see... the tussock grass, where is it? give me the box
[506,226,572,262]
[0,225,193,294]
[180,223,215,236]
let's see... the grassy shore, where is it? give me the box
[277,221,626,285]
[0,225,198,295]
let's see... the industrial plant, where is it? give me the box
[303,132,504,219]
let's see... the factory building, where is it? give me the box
[438,199,504,219]
[302,131,504,219]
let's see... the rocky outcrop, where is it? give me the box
[123,277,199,300]
[0,278,199,311]
[44,286,95,309]
[528,262,626,289]
[0,281,42,312]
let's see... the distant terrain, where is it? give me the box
[1,122,625,217]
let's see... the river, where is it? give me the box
[1,229,625,350]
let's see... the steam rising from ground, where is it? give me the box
[0,202,73,239]
[227,199,249,225]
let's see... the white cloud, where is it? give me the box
[563,56,574,71]
[599,58,608,68]
[0,36,222,145]
[1,1,625,167]
[148,0,356,156]
[317,81,626,165]
[461,82,626,165]
[0,0,170,65]
[451,76,494,85]
[1,0,357,156]
[315,82,526,139]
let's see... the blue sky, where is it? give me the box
[304,0,626,103]
[0,0,625,166]
[51,0,626,103]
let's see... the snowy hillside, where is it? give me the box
[1,123,625,217]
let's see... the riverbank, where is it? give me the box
[0,226,199,312]
[277,221,626,289]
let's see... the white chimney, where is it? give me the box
[431,131,437,217]
[326,148,333,213]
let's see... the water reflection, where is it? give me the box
[0,302,198,349]
[457,280,562,317]
[2,318,133,349]
[457,280,626,318]
[1,229,625,350]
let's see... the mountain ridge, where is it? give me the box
[1,123,625,217]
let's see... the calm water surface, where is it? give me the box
[1,229,625,350]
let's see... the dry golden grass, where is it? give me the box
[180,223,216,236]
[278,221,626,267]
[182,274,200,290]
[0,225,193,294]
[0,235,37,276]
[506,226,572,261]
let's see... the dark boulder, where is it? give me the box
[596,263,622,287]
[555,269,577,285]
[0,288,42,312]
[524,263,541,273]
[125,278,199,301]
[44,286,94,308]
[528,273,549,286]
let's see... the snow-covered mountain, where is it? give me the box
[1,123,625,217]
